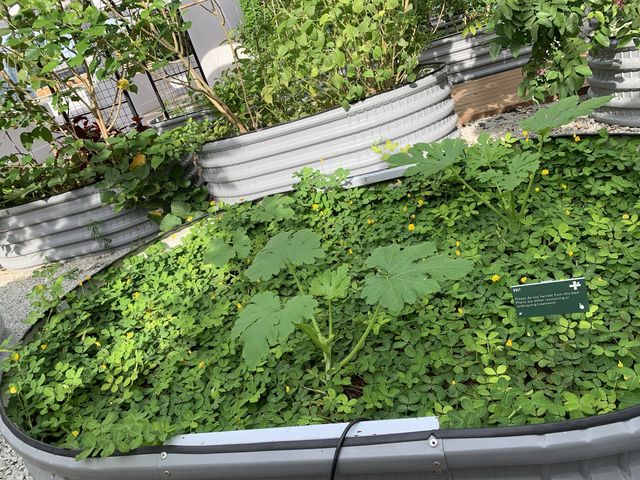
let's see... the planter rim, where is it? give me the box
[4,134,640,462]
[0,184,98,220]
[202,64,447,150]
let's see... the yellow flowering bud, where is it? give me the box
[367,219,374,225]
[116,78,130,91]
[126,332,134,339]
[541,169,549,176]
[520,277,527,284]
[11,352,20,361]
[573,134,581,142]
[408,224,415,232]
[568,251,574,257]
[40,343,47,350]
[506,339,513,347]
[491,274,501,283]
[285,385,291,394]
[312,204,319,210]
[457,307,464,315]
[522,130,529,137]
[623,214,630,220]
[71,430,79,437]
[348,249,353,255]
[561,184,568,190]
[209,200,216,206]
[186,216,193,222]
[236,303,243,310]
[8,386,17,395]
[198,361,205,369]
[455,241,460,247]
[95,341,101,347]
[133,292,140,299]
[417,199,424,207]
[455,249,461,256]
[451,380,456,385]
[534,187,540,193]
[618,360,624,368]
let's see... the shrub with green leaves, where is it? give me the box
[2,132,640,460]
[491,0,640,100]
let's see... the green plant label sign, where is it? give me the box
[511,278,588,318]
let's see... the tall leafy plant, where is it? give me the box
[490,0,640,101]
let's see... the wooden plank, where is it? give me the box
[452,69,530,125]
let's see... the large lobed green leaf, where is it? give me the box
[386,138,466,177]
[361,242,473,313]
[309,264,352,300]
[230,292,317,368]
[246,229,324,281]
[520,95,613,135]
[203,229,251,267]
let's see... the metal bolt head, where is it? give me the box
[163,470,171,477]
[428,436,438,448]
[160,452,168,459]
[432,461,441,468]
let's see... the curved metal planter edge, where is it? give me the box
[3,398,640,480]
[0,185,159,270]
[420,31,532,84]
[197,65,459,203]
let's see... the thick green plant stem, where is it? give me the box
[455,174,510,223]
[519,138,546,217]
[338,305,381,370]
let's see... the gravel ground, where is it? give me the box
[1,103,639,479]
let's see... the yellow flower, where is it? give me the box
[408,223,415,232]
[126,332,134,339]
[84,275,91,281]
[410,214,416,219]
[209,200,216,207]
[402,205,408,212]
[78,281,83,287]
[534,187,540,193]
[491,274,501,283]
[348,249,353,255]
[133,292,140,299]
[455,249,461,256]
[100,364,107,370]
[573,134,581,142]
[312,204,319,210]
[285,385,291,394]
[623,214,630,220]
[186,215,193,222]
[236,303,243,310]
[561,184,568,190]
[451,380,456,385]
[11,352,20,361]
[524,137,530,143]
[455,241,460,247]
[8,386,17,395]
[116,78,130,91]
[457,307,464,315]
[71,430,79,438]
[568,251,574,257]
[541,169,549,176]
[95,341,101,347]
[407,193,412,197]
[198,361,205,369]
[129,152,146,171]
[40,343,48,350]
[565,209,571,215]
[367,219,374,225]
[506,339,513,347]
[618,360,624,368]
[418,199,424,207]
[522,130,529,137]
[520,277,527,284]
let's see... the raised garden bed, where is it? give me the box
[0,186,158,270]
[197,66,458,203]
[1,128,639,477]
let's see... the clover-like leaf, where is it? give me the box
[203,229,251,267]
[246,229,324,281]
[230,292,317,368]
[386,138,466,177]
[361,242,473,313]
[520,95,612,135]
[309,264,351,300]
[249,194,296,223]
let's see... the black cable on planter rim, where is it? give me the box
[329,418,367,480]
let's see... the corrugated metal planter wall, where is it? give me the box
[420,31,532,84]
[4,399,640,480]
[197,66,459,203]
[0,186,158,270]
[588,45,640,127]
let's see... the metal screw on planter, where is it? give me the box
[160,451,167,459]
[429,436,438,448]
[163,470,171,477]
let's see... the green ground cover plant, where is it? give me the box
[1,131,639,459]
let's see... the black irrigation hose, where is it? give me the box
[329,418,367,480]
